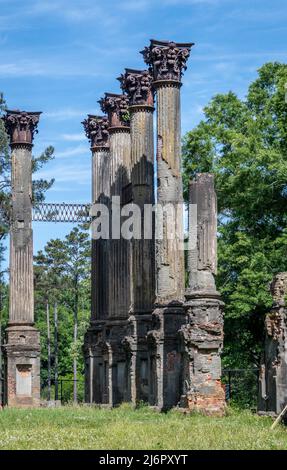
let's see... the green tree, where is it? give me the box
[182,62,287,368]
[0,92,55,397]
[0,93,55,239]
[34,227,91,401]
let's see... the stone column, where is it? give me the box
[119,69,155,403]
[179,173,225,416]
[98,93,131,405]
[2,110,41,407]
[142,40,193,409]
[82,115,110,403]
[258,273,287,417]
[100,93,131,320]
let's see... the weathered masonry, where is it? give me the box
[1,39,226,414]
[258,273,287,416]
[83,40,226,415]
[181,174,225,415]
[142,40,192,410]
[3,110,41,407]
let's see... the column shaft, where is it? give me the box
[130,107,155,313]
[91,147,110,321]
[142,39,193,410]
[118,68,156,403]
[2,110,41,408]
[180,173,225,416]
[109,129,131,318]
[9,147,34,324]
[82,114,110,404]
[97,93,131,405]
[156,84,184,304]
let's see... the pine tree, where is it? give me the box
[34,227,91,401]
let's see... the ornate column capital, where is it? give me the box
[3,110,41,149]
[82,114,109,150]
[99,93,130,131]
[118,69,154,109]
[141,39,194,86]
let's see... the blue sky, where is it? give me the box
[1,0,287,262]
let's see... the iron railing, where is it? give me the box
[40,370,260,407]
[33,203,91,223]
[41,378,85,403]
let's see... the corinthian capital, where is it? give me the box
[99,93,130,128]
[3,110,41,148]
[82,115,109,149]
[118,69,154,107]
[141,39,194,84]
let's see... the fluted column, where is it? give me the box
[2,110,41,407]
[82,115,110,403]
[83,115,110,322]
[142,39,193,409]
[120,70,155,315]
[100,93,131,320]
[143,40,193,306]
[98,93,131,405]
[119,69,155,402]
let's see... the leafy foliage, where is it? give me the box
[182,62,287,367]
[0,93,55,238]
[34,227,91,385]
[0,91,55,361]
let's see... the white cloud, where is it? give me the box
[121,0,224,7]
[61,133,86,142]
[193,51,287,62]
[226,6,287,23]
[0,61,44,76]
[36,165,90,184]
[120,0,151,11]
[0,58,106,78]
[44,109,92,121]
[25,0,122,29]
[55,145,88,159]
[162,0,224,4]
[195,104,204,114]
[0,34,7,45]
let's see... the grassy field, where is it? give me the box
[0,404,286,450]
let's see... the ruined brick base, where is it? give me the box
[84,315,154,406]
[83,320,127,406]
[84,298,226,413]
[3,325,41,407]
[183,380,226,417]
[178,293,226,417]
[258,273,287,415]
[147,304,186,409]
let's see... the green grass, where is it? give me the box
[0,404,286,450]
